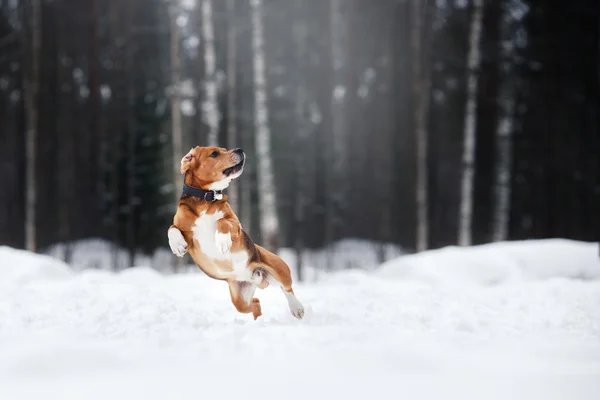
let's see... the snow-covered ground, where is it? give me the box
[1,239,599,400]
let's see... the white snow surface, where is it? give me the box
[378,238,600,284]
[1,239,600,400]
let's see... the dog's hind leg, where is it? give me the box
[228,281,262,320]
[279,284,305,320]
[250,259,304,320]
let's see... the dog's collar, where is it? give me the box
[182,182,223,202]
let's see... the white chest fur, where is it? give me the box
[192,211,226,260]
[192,211,252,281]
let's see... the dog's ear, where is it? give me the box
[180,148,196,174]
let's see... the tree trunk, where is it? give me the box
[325,0,347,252]
[492,2,516,242]
[292,2,309,281]
[126,82,137,268]
[170,7,185,272]
[239,0,253,238]
[126,1,137,267]
[88,0,103,210]
[170,11,183,200]
[106,0,123,271]
[458,0,484,246]
[202,0,219,146]
[56,0,72,263]
[226,0,239,212]
[250,0,279,251]
[411,0,431,252]
[23,0,41,252]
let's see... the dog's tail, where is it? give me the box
[249,266,270,289]
[250,245,294,291]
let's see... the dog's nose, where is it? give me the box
[233,148,244,155]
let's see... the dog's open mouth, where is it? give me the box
[223,159,245,177]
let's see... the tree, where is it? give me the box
[250,0,279,251]
[325,0,348,251]
[201,0,219,146]
[88,0,103,202]
[291,0,310,281]
[126,0,138,267]
[170,6,183,200]
[491,0,517,242]
[411,0,432,252]
[234,0,254,238]
[22,0,41,252]
[55,0,74,263]
[225,0,239,212]
[458,0,484,246]
[0,2,25,249]
[169,4,185,271]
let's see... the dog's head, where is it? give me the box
[180,146,245,190]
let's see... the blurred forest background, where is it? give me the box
[0,0,598,273]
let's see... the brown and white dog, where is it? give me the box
[167,146,304,320]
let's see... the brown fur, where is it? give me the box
[169,146,303,320]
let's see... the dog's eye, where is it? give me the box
[210,151,220,158]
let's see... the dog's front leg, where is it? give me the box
[168,225,188,257]
[215,218,238,255]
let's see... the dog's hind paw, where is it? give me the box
[215,232,232,255]
[290,303,305,320]
[168,228,188,257]
[284,291,305,320]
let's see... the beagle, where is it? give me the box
[167,146,304,320]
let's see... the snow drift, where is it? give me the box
[0,245,72,285]
[0,239,599,400]
[377,239,600,286]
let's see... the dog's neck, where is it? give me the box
[184,172,232,191]
[182,173,227,202]
[182,182,224,202]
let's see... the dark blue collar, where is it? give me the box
[182,182,223,202]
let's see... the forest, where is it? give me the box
[0,0,598,272]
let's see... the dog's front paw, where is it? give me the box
[215,232,232,255]
[168,228,188,257]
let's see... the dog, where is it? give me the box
[167,146,304,320]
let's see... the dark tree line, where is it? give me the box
[0,0,598,270]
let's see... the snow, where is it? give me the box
[1,239,600,399]
[377,239,600,285]
[0,246,72,284]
